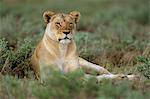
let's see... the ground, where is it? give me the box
[0,0,150,99]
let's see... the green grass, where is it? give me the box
[0,71,150,99]
[0,0,150,98]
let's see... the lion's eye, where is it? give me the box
[56,22,61,25]
[70,23,73,25]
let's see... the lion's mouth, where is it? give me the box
[58,36,71,41]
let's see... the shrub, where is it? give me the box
[137,56,150,79]
[0,38,10,70]
[0,38,33,78]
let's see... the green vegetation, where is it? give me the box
[0,0,149,98]
[137,56,150,79]
[0,71,150,99]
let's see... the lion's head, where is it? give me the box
[43,11,80,44]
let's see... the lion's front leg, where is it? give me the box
[79,57,110,75]
[85,74,129,82]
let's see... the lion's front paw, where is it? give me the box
[112,74,140,81]
[127,74,140,81]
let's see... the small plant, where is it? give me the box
[137,56,150,79]
[9,38,32,66]
[0,38,10,70]
[0,38,33,78]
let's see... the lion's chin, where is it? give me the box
[59,39,71,44]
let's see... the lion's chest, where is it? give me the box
[56,44,68,72]
[55,44,79,73]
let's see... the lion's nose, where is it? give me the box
[63,31,70,35]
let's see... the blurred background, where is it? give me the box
[0,0,150,98]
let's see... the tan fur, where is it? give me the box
[31,11,137,81]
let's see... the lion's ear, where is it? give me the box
[43,11,55,23]
[69,11,80,23]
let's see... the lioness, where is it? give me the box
[31,11,136,81]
